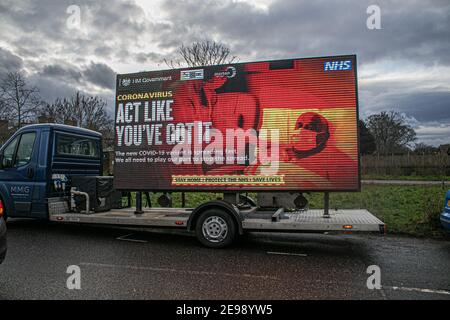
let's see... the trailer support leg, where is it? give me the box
[127,192,132,208]
[323,192,330,218]
[135,192,144,214]
[223,192,239,205]
[144,192,151,208]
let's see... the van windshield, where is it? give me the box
[56,133,99,158]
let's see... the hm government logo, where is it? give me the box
[121,78,131,87]
[214,66,237,79]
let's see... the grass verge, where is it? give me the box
[362,174,450,181]
[304,185,448,238]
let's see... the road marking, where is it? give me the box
[80,262,281,281]
[116,233,148,243]
[267,251,307,257]
[384,286,450,296]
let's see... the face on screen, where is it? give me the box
[291,112,330,157]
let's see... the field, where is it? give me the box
[130,185,449,239]
[362,174,450,181]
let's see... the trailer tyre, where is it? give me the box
[195,209,237,248]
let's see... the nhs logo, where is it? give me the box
[324,60,352,71]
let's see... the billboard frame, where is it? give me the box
[114,54,361,193]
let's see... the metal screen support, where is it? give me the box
[144,192,151,208]
[323,192,330,218]
[135,191,144,214]
[127,192,132,208]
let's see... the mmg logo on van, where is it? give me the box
[324,60,352,71]
[11,185,30,195]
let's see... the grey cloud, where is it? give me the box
[41,64,82,83]
[0,47,23,75]
[28,74,116,116]
[415,122,450,146]
[134,52,165,64]
[82,62,116,90]
[377,92,450,123]
[158,0,450,65]
[28,60,116,104]
[94,46,113,58]
[0,0,154,62]
[27,74,77,103]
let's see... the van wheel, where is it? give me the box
[195,209,237,248]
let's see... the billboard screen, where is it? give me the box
[114,55,360,191]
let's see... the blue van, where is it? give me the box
[0,124,102,220]
[441,190,450,232]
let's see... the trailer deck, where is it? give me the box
[50,207,191,228]
[243,209,385,232]
[49,207,385,234]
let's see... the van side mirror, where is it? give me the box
[0,154,12,169]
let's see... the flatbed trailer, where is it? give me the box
[48,197,385,247]
[50,207,384,233]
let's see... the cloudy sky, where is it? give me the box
[0,0,449,145]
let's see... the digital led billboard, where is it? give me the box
[114,55,360,191]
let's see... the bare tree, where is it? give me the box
[359,119,376,155]
[0,99,10,144]
[414,142,438,155]
[0,72,42,128]
[366,111,417,155]
[39,91,113,133]
[165,40,238,68]
[0,98,8,120]
[38,99,67,123]
[70,92,112,131]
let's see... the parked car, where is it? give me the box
[441,190,450,232]
[0,217,6,264]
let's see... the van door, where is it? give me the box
[0,131,37,217]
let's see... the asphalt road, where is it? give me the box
[0,219,449,300]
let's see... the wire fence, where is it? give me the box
[361,154,450,176]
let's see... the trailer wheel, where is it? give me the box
[195,209,237,248]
